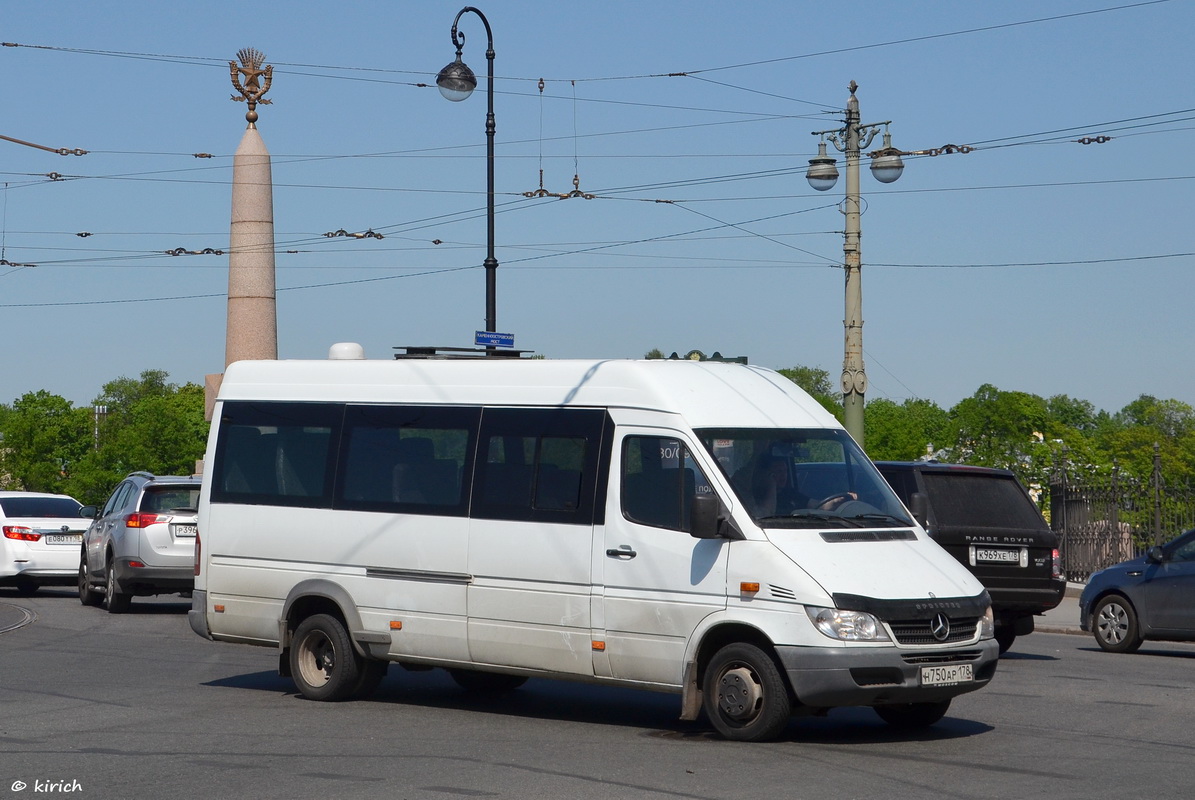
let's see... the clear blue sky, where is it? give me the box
[2,1,1191,415]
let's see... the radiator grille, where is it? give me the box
[888,616,980,645]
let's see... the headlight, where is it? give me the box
[806,606,891,642]
[978,606,995,640]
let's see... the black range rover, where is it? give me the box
[875,461,1066,653]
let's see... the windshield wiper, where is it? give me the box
[786,509,870,527]
[843,512,913,527]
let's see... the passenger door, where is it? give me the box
[595,431,728,686]
[465,408,609,675]
[1140,533,1195,632]
[85,480,132,577]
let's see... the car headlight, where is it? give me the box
[978,606,995,640]
[806,606,891,642]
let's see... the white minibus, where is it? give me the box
[190,351,998,741]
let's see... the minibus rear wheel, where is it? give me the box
[291,613,366,701]
[703,643,792,742]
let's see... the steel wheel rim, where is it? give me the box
[716,664,764,724]
[297,630,335,688]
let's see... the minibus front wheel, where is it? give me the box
[702,642,792,742]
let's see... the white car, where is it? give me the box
[0,491,87,595]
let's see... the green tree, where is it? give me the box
[865,398,952,461]
[1046,394,1099,432]
[776,366,842,420]
[65,371,208,506]
[0,391,92,492]
[948,384,1049,484]
[644,348,665,359]
[1092,395,1195,481]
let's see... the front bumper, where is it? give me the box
[776,639,999,708]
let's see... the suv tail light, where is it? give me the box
[3,526,41,541]
[125,513,166,528]
[1052,548,1063,580]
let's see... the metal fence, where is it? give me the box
[1049,450,1195,582]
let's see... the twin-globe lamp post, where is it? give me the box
[436,6,499,342]
[806,81,905,449]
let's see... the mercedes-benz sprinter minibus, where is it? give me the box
[190,351,997,741]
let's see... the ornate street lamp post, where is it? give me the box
[437,6,498,338]
[807,81,904,449]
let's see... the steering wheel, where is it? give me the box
[811,493,854,511]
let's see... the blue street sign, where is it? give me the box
[475,330,516,348]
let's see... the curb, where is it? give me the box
[1035,625,1086,636]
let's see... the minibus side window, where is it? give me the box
[471,408,607,524]
[211,402,342,508]
[336,405,480,516]
[480,434,586,511]
[621,435,712,532]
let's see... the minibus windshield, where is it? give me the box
[697,428,913,528]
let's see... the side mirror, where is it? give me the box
[1147,545,1166,564]
[909,492,929,528]
[80,505,98,519]
[689,493,723,540]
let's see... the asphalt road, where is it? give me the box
[2,586,1193,800]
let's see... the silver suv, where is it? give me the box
[79,472,201,613]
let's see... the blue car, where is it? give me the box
[1079,528,1195,652]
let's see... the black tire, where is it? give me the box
[1093,595,1143,653]
[448,669,528,693]
[78,560,102,607]
[702,642,792,742]
[874,700,951,729]
[994,626,1017,655]
[104,558,131,614]
[289,614,365,701]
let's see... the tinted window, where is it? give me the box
[102,483,133,517]
[471,408,607,524]
[1165,530,1195,562]
[0,496,83,518]
[211,402,342,508]
[876,467,919,503]
[921,473,1046,530]
[141,487,201,513]
[337,405,479,516]
[621,435,713,532]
